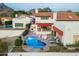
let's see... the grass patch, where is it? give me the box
[74,41,79,47]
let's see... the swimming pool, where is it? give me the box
[25,36,46,48]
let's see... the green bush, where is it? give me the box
[75,41,79,47]
[58,40,63,46]
[75,12,79,16]
[15,38,23,46]
[26,23,31,28]
[0,13,6,18]
[5,21,12,25]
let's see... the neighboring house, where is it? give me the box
[55,12,79,46]
[12,17,32,28]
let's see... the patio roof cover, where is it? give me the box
[37,23,52,27]
[53,26,63,36]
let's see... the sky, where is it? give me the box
[4,3,79,11]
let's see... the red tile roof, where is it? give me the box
[57,12,79,21]
[1,17,12,20]
[34,12,53,17]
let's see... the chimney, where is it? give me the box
[53,12,57,21]
[35,8,38,13]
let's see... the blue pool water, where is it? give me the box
[25,36,46,48]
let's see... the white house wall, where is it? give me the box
[55,21,79,45]
[12,17,32,28]
[35,17,55,23]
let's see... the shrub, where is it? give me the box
[58,40,63,46]
[15,38,23,46]
[5,21,12,25]
[74,41,79,47]
[26,23,31,28]
[75,12,79,16]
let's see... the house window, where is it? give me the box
[15,23,23,27]
[41,17,49,19]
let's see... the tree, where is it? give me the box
[11,10,28,17]
[38,7,52,12]
[10,12,15,18]
[75,12,79,16]
[43,7,52,12]
[26,23,31,29]
[0,13,6,18]
[27,9,35,15]
[67,10,72,12]
[5,21,12,25]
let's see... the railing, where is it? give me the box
[36,31,51,34]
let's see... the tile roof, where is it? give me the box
[1,17,12,20]
[57,12,79,21]
[53,26,63,36]
[34,12,53,17]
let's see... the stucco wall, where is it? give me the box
[35,17,54,23]
[12,17,32,28]
[55,21,79,45]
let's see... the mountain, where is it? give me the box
[0,3,14,17]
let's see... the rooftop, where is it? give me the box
[34,12,53,17]
[1,17,12,20]
[57,12,79,21]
